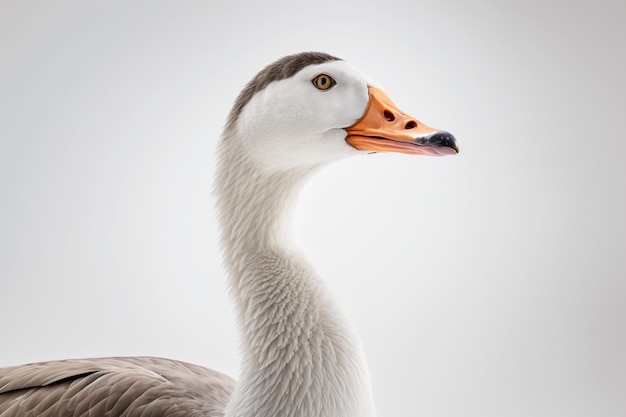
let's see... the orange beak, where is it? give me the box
[346,86,458,156]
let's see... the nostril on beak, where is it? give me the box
[383,110,395,122]
[405,120,417,129]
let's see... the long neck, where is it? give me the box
[215,135,376,417]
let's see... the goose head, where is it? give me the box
[223,52,458,173]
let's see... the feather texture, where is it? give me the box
[0,357,234,417]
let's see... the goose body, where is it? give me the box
[0,52,457,417]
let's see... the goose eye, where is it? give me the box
[312,74,336,91]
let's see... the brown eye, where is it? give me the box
[312,74,336,91]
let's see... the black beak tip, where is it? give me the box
[417,131,459,154]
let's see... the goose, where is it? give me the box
[0,52,458,417]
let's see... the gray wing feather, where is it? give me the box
[0,357,235,417]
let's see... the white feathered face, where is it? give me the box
[233,60,458,172]
[233,61,370,171]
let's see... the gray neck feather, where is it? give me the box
[215,131,376,417]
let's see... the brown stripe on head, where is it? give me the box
[225,52,342,131]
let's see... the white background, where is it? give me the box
[1,1,625,416]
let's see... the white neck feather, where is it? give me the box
[215,131,377,417]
